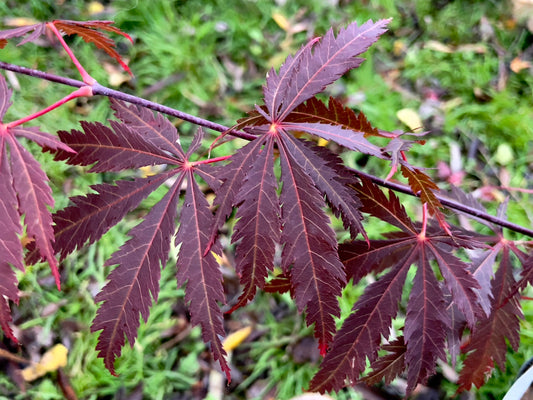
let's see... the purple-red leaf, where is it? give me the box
[310,250,414,393]
[264,19,391,121]
[278,136,345,354]
[0,140,22,342]
[14,126,75,153]
[281,121,383,157]
[364,337,407,386]
[53,121,179,172]
[26,173,175,264]
[427,242,482,326]
[7,136,60,288]
[281,134,364,239]
[285,97,380,137]
[207,138,267,253]
[176,170,230,380]
[458,245,522,391]
[91,179,182,375]
[404,245,449,394]
[0,22,47,49]
[351,176,416,233]
[110,99,184,156]
[229,136,280,312]
[280,96,384,156]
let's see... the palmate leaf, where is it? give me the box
[229,136,280,312]
[52,20,133,75]
[0,20,132,73]
[458,244,523,391]
[41,106,230,376]
[311,224,483,394]
[281,97,384,157]
[0,140,22,342]
[0,22,47,49]
[175,169,230,379]
[278,133,346,354]
[0,74,72,292]
[263,19,391,121]
[91,178,182,375]
[52,120,180,172]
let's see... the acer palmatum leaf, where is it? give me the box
[26,174,174,264]
[13,126,74,152]
[0,141,23,342]
[458,245,522,392]
[401,164,450,232]
[469,245,500,316]
[52,120,180,172]
[7,136,60,288]
[350,176,416,233]
[310,252,414,393]
[91,179,182,375]
[0,22,47,49]
[52,20,133,75]
[281,134,365,239]
[110,99,184,155]
[314,224,484,393]
[364,337,407,386]
[207,138,268,254]
[229,136,280,312]
[278,136,345,355]
[176,170,230,380]
[404,245,449,394]
[280,97,384,157]
[263,19,391,121]
[340,238,412,284]
[427,242,482,325]
[285,97,380,137]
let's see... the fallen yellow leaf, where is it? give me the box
[272,12,290,32]
[223,326,252,352]
[22,344,68,382]
[396,108,423,132]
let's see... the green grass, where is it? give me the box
[0,0,532,399]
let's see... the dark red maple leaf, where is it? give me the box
[0,74,74,303]
[0,20,132,74]
[309,179,483,394]
[35,101,230,377]
[212,19,391,355]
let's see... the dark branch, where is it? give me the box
[2,61,532,238]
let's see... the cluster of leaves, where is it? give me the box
[0,17,532,396]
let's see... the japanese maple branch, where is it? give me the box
[0,61,256,141]
[1,61,532,238]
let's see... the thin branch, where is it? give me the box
[0,61,256,141]
[1,61,532,238]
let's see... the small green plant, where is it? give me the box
[0,15,532,398]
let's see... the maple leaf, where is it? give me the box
[0,140,22,342]
[0,22,47,49]
[310,221,483,394]
[0,74,75,293]
[401,164,449,232]
[40,105,230,376]
[457,243,523,391]
[91,177,182,375]
[228,136,281,312]
[216,19,390,355]
[364,337,407,386]
[0,20,132,74]
[175,169,230,380]
[263,19,391,121]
